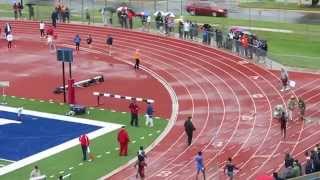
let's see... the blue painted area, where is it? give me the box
[0,111,101,161]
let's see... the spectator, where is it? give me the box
[65,7,70,23]
[295,159,303,176]
[17,2,23,18]
[13,3,18,20]
[305,153,314,174]
[51,10,58,28]
[184,116,196,146]
[85,9,91,25]
[127,10,134,29]
[30,165,41,178]
[101,7,108,25]
[292,161,300,177]
[216,29,223,48]
[224,157,239,180]
[284,153,294,168]
[273,172,284,180]
[129,99,139,126]
[155,12,163,30]
[178,21,183,39]
[145,102,154,127]
[117,126,129,156]
[283,166,294,179]
[79,134,90,161]
[183,20,190,39]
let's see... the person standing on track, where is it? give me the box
[133,49,141,70]
[86,34,92,48]
[280,67,289,92]
[129,99,139,127]
[280,111,287,139]
[184,116,196,146]
[117,126,130,156]
[106,35,113,56]
[298,97,306,121]
[6,32,13,49]
[79,134,90,161]
[287,95,297,121]
[74,34,81,51]
[195,151,206,180]
[39,20,45,38]
[224,157,239,180]
[135,159,147,179]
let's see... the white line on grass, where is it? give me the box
[0,105,123,176]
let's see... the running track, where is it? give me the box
[1,20,320,180]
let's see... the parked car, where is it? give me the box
[186,0,228,17]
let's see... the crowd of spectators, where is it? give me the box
[274,144,320,179]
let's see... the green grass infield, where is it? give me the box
[0,96,168,180]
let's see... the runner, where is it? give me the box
[133,49,141,70]
[106,35,113,56]
[195,151,206,180]
[224,157,239,180]
[46,26,56,52]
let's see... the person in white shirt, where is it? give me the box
[30,165,41,178]
[6,33,13,48]
[39,21,45,38]
[183,21,190,39]
[17,107,23,120]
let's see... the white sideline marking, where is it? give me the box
[140,136,145,140]
[0,158,15,163]
[105,151,110,154]
[78,163,83,166]
[20,98,25,100]
[69,167,74,170]
[49,175,54,178]
[29,98,35,101]
[148,133,153,136]
[89,107,94,110]
[111,110,116,112]
[115,147,119,150]
[11,96,16,98]
[0,105,123,176]
[0,118,21,125]
[97,155,102,158]
[132,140,136,144]
[39,100,44,102]
[121,112,127,114]
[59,171,64,174]
[99,108,105,111]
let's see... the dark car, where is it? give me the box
[186,0,228,17]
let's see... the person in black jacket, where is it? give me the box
[184,116,196,146]
[51,10,58,27]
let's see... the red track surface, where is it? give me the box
[1,21,320,180]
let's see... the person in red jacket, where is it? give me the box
[117,126,130,156]
[79,134,90,161]
[129,99,139,126]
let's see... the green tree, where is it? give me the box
[312,0,319,6]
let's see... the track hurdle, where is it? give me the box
[93,92,154,106]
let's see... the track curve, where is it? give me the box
[2,20,320,180]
